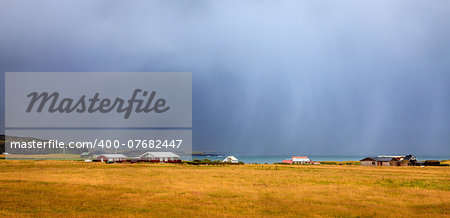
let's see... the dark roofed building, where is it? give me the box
[404,155,416,161]
[360,155,418,166]
[398,154,418,166]
[360,157,398,166]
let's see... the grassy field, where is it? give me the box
[4,154,81,160]
[0,160,449,217]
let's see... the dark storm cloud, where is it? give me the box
[1,0,449,155]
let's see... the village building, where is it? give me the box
[403,154,418,165]
[89,151,104,160]
[139,152,180,162]
[282,159,293,164]
[96,154,127,162]
[292,156,310,164]
[282,156,314,164]
[222,156,238,163]
[80,152,92,159]
[360,155,417,166]
[360,157,397,166]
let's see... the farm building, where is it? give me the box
[89,151,105,160]
[139,152,180,162]
[360,155,418,166]
[222,156,238,163]
[292,156,310,164]
[96,154,127,162]
[282,156,313,164]
[360,157,397,166]
[80,152,92,159]
[282,159,293,164]
[403,155,418,165]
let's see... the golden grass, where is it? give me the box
[319,161,360,165]
[0,160,449,217]
[5,154,81,160]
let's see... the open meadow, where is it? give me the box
[0,160,449,217]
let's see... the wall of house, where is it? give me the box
[381,161,391,166]
[389,160,400,166]
[293,161,306,164]
[361,161,375,166]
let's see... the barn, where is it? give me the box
[96,154,127,162]
[139,152,180,162]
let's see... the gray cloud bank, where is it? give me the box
[1,0,449,155]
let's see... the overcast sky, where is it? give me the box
[1,0,449,155]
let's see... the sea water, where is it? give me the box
[184,155,450,164]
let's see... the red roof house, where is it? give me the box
[282,159,293,164]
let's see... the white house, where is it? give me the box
[96,154,127,162]
[222,156,238,163]
[139,152,180,162]
[292,156,310,164]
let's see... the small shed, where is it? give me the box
[96,154,127,162]
[222,156,238,163]
[139,152,180,162]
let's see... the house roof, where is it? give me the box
[404,155,416,161]
[139,152,180,158]
[282,159,292,164]
[80,152,90,155]
[292,156,308,159]
[100,154,127,158]
[360,156,396,162]
[223,156,238,161]
[377,155,404,158]
[292,156,310,161]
